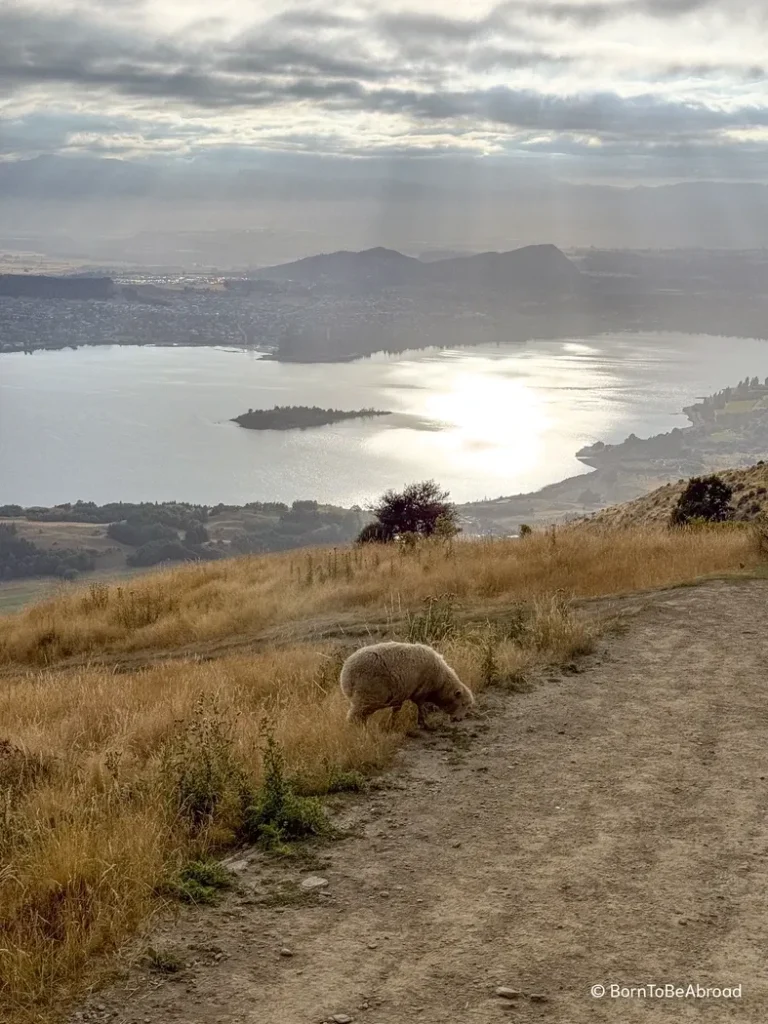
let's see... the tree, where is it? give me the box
[359,481,459,543]
[434,513,460,541]
[107,519,178,547]
[356,522,393,544]
[184,522,210,546]
[670,475,734,526]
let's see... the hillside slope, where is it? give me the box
[582,462,768,528]
[70,578,768,1024]
[1,526,765,1023]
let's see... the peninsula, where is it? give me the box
[458,377,768,535]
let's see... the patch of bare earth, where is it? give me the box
[71,580,768,1023]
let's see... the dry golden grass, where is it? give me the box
[582,461,768,528]
[0,524,760,668]
[0,523,762,1022]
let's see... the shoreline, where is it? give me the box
[459,380,768,533]
[4,380,768,544]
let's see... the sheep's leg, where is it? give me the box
[347,703,377,725]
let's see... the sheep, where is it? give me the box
[339,641,475,726]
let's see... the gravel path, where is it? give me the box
[72,579,768,1023]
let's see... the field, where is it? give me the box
[0,505,366,614]
[0,521,135,614]
[0,519,128,561]
[0,523,765,1022]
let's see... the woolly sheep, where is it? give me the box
[339,641,475,726]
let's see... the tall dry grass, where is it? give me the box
[0,602,592,1022]
[0,525,759,668]
[0,522,762,1021]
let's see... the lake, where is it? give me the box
[2,332,768,508]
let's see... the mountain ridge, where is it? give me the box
[253,241,583,294]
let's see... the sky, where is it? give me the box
[2,0,768,256]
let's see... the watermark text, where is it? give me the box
[591,983,741,1000]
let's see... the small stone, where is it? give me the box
[332,1015,353,1023]
[300,876,329,891]
[530,994,549,1003]
[497,988,521,1000]
[378,890,390,898]
[451,841,462,849]
[280,948,294,957]
[367,940,379,949]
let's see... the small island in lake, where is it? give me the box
[232,405,392,431]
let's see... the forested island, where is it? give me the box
[232,405,391,430]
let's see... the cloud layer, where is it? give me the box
[2,0,768,184]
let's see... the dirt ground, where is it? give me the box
[70,579,768,1023]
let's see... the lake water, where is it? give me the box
[2,333,768,508]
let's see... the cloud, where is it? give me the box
[1,0,768,185]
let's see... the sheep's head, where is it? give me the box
[447,683,475,720]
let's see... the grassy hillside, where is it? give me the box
[0,503,369,610]
[0,524,765,1022]
[582,461,768,528]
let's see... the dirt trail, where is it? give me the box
[72,579,768,1023]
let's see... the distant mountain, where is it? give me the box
[0,275,115,299]
[255,243,583,295]
[421,243,583,296]
[255,246,421,287]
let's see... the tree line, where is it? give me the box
[0,525,95,581]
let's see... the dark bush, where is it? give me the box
[670,475,734,527]
[107,520,178,547]
[356,521,395,544]
[365,480,459,541]
[230,531,267,555]
[184,523,210,546]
